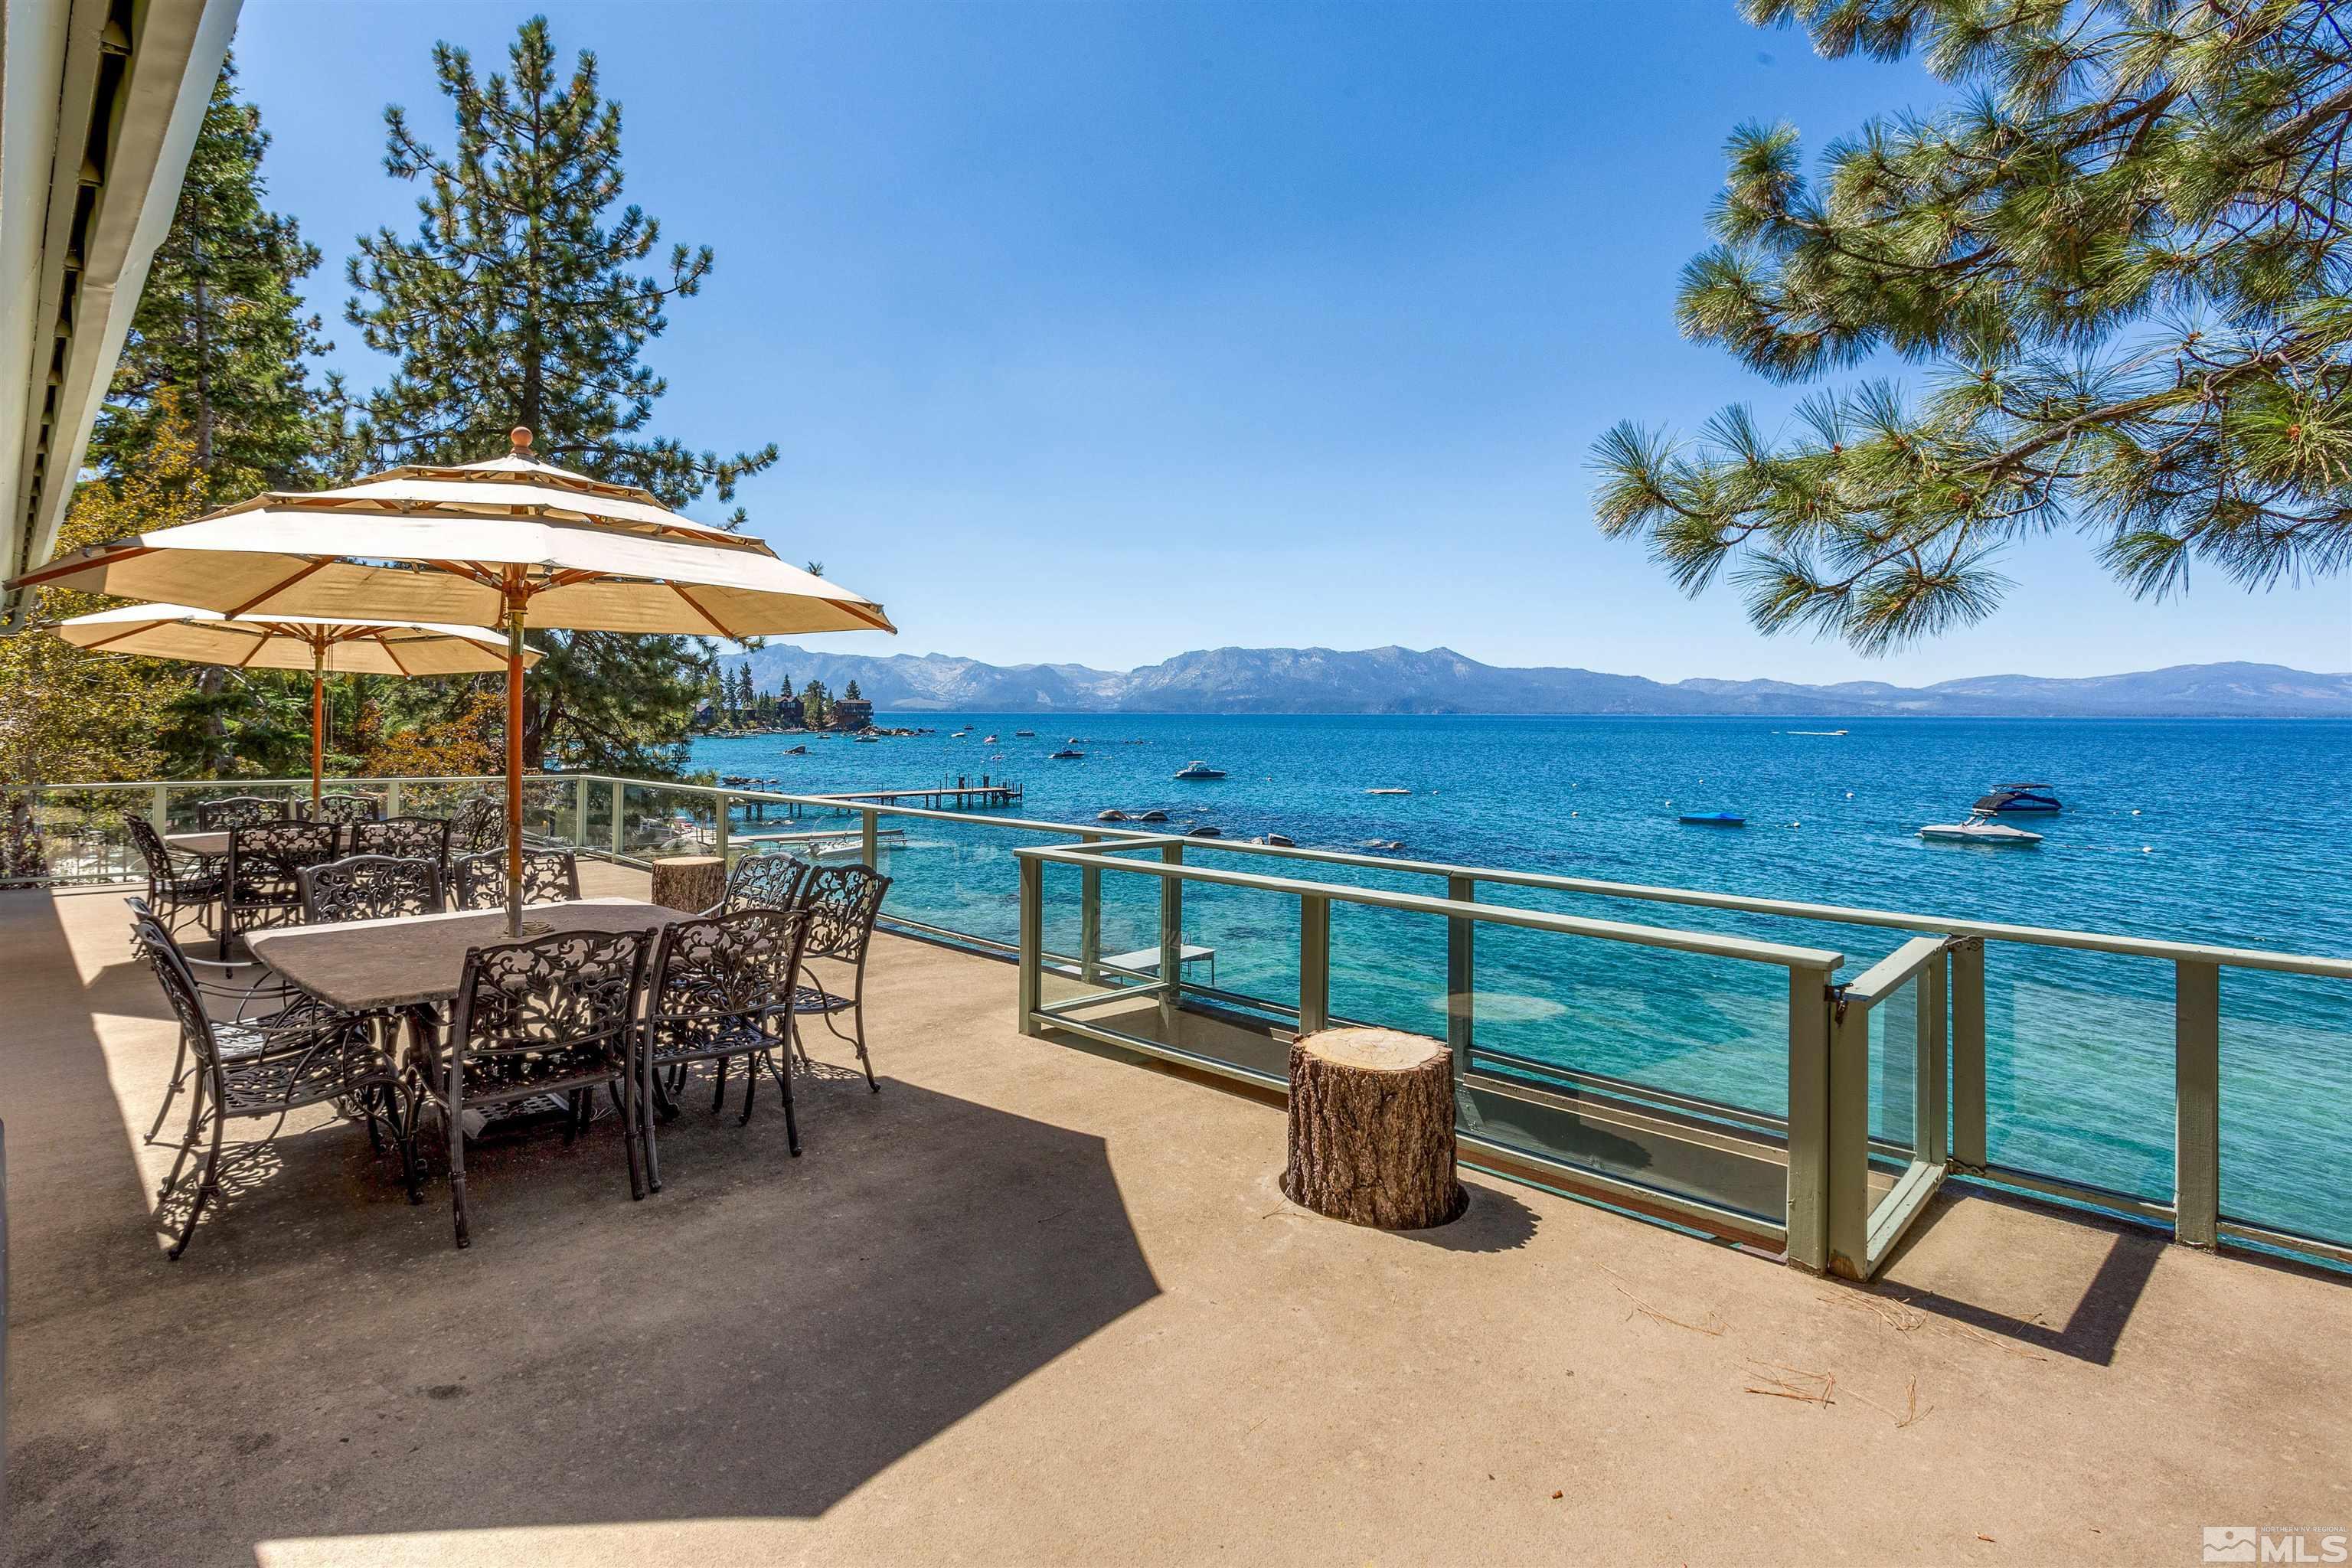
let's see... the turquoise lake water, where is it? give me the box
[691,715,2352,1244]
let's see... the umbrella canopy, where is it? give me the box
[49,605,543,806]
[11,441,892,637]
[54,604,539,675]
[10,429,894,933]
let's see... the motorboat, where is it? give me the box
[1678,811,1746,827]
[1259,831,1295,848]
[1173,760,1227,780]
[982,734,998,743]
[1014,730,1035,737]
[1050,748,1085,760]
[1971,782,2063,814]
[1919,814,2043,846]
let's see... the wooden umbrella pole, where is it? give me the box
[310,642,325,810]
[505,573,527,939]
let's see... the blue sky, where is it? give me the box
[234,1,2350,683]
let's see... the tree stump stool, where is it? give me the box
[1282,1027,1465,1229]
[650,854,725,913]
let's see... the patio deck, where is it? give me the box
[5,867,2350,1566]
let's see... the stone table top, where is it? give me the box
[247,897,684,1011]
[165,831,231,858]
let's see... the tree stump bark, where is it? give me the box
[650,854,725,913]
[1283,1027,1465,1229]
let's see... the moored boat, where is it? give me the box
[1173,760,1227,779]
[1678,811,1746,827]
[1972,782,2063,814]
[1919,815,2043,846]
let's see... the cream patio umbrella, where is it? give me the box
[11,429,895,933]
[49,604,543,810]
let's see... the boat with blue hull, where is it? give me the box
[1677,811,1746,827]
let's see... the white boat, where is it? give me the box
[1919,814,2043,847]
[1173,760,1227,780]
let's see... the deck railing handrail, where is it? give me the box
[22,766,2352,1275]
[24,768,2352,979]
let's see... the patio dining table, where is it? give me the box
[164,830,233,858]
[246,897,687,1011]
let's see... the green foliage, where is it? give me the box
[2,411,204,875]
[91,55,335,508]
[1592,0,2352,652]
[344,14,777,771]
[799,678,831,729]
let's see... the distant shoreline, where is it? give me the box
[721,645,2352,722]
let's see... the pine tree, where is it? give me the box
[92,54,334,504]
[844,679,862,701]
[344,15,779,771]
[88,55,336,777]
[1592,1,2352,652]
[799,678,830,729]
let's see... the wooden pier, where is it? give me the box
[812,780,1024,810]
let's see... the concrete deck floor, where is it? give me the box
[5,868,2350,1566]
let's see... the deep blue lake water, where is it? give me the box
[691,715,2352,1244]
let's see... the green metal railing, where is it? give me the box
[21,768,2352,1276]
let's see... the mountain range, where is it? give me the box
[723,643,2352,718]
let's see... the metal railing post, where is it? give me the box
[384,778,401,818]
[572,776,588,848]
[609,779,626,858]
[714,790,730,861]
[2174,959,2221,1248]
[1018,854,1043,1036]
[148,783,168,832]
[1784,967,1832,1272]
[1446,873,1475,1076]
[1825,987,1873,1279]
[1079,832,1102,983]
[1158,841,1184,1041]
[861,807,878,868]
[1950,939,1986,1170]
[1298,893,1330,1037]
[1916,949,1949,1167]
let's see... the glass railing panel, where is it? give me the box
[2221,969,2352,1249]
[1981,943,2174,1206]
[1867,963,1921,1154]
[20,786,142,884]
[1457,933,1798,1227]
[1325,898,1449,1036]
[1468,924,1794,1126]
[1169,873,1308,1025]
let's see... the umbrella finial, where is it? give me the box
[510,426,533,456]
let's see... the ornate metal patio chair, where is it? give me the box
[352,814,453,876]
[701,850,812,916]
[220,821,342,958]
[194,795,291,831]
[449,848,581,911]
[132,904,406,1258]
[299,854,445,924]
[409,927,652,1247]
[638,909,812,1191]
[448,796,503,856]
[790,864,890,1093]
[126,895,315,1147]
[309,792,383,825]
[126,815,222,942]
